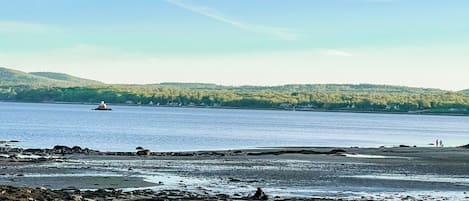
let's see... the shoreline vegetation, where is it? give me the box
[3,86,469,116]
[2,100,469,118]
[2,144,469,200]
[2,67,469,116]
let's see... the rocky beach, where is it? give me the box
[1,144,469,200]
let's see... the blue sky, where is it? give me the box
[1,0,468,90]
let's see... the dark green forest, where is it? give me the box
[1,85,469,114]
[1,67,469,114]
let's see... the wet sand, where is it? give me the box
[1,146,469,200]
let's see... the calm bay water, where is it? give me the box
[0,102,468,151]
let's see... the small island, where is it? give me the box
[94,101,112,111]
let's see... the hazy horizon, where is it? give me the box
[1,0,469,90]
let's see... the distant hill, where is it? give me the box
[0,67,103,87]
[230,84,446,94]
[0,66,454,94]
[30,72,103,86]
[144,82,446,94]
[149,82,226,90]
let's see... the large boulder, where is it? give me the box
[52,145,73,154]
[71,146,83,153]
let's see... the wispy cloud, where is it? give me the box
[0,21,49,33]
[322,49,353,57]
[164,0,299,41]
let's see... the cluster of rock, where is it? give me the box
[18,145,96,156]
[104,150,229,157]
[0,145,100,162]
[2,143,352,160]
[0,186,329,201]
[24,145,99,155]
[1,145,98,155]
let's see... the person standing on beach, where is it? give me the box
[440,140,443,147]
[436,139,439,147]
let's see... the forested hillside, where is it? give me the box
[29,72,103,86]
[152,83,446,94]
[1,67,469,115]
[0,67,103,87]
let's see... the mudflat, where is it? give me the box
[1,146,469,200]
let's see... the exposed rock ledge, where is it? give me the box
[0,186,336,201]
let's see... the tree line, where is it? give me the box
[1,86,469,114]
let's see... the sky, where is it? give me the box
[0,0,468,90]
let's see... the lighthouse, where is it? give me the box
[95,101,112,110]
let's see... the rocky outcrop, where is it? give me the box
[50,145,96,155]
[9,145,98,156]
[51,145,73,154]
[0,186,329,201]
